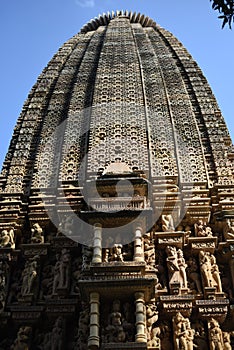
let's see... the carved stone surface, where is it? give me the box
[0,10,233,350]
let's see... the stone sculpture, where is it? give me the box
[0,228,15,249]
[162,214,175,232]
[31,223,44,244]
[173,312,194,350]
[166,246,188,291]
[21,257,38,296]
[199,251,222,293]
[52,249,70,294]
[11,326,32,350]
[194,220,213,237]
[209,318,224,350]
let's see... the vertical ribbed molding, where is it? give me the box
[59,27,107,183]
[156,27,234,187]
[1,33,84,195]
[86,17,149,178]
[132,23,178,183]
[147,27,208,188]
[31,32,94,189]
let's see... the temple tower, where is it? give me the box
[0,11,234,349]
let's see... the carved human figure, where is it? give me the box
[78,302,90,337]
[11,326,32,350]
[166,246,188,291]
[105,299,126,343]
[0,261,7,313]
[223,332,232,350]
[177,249,188,288]
[148,326,161,348]
[71,257,82,295]
[52,249,70,294]
[160,322,173,350]
[186,257,202,294]
[31,223,44,244]
[122,302,134,341]
[194,220,213,237]
[38,317,64,350]
[162,214,175,232]
[57,215,74,236]
[73,302,90,349]
[166,246,180,288]
[81,245,92,270]
[223,219,234,240]
[210,254,222,292]
[209,318,224,350]
[173,312,194,350]
[144,233,155,269]
[192,320,208,350]
[0,228,15,249]
[199,251,222,292]
[146,301,158,336]
[40,263,53,298]
[51,317,63,350]
[21,258,38,296]
[109,244,124,262]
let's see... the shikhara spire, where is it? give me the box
[0,11,233,350]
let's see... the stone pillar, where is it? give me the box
[92,223,102,263]
[134,224,144,262]
[88,292,100,349]
[135,291,147,343]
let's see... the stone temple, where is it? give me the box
[0,10,234,349]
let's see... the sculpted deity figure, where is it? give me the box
[177,249,188,289]
[0,261,7,313]
[31,223,44,244]
[199,251,222,292]
[186,257,202,294]
[192,320,208,350]
[223,219,234,240]
[144,233,155,269]
[0,228,15,249]
[166,246,188,291]
[194,220,213,237]
[105,299,126,343]
[162,214,175,232]
[173,312,194,350]
[53,249,71,294]
[147,326,160,348]
[222,332,232,350]
[82,245,92,270]
[109,244,124,262]
[50,317,64,350]
[146,301,159,342]
[21,257,38,296]
[57,215,74,236]
[209,319,224,350]
[11,326,32,350]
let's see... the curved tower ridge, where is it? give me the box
[80,10,157,33]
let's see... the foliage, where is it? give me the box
[210,0,234,28]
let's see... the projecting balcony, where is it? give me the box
[88,196,148,212]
